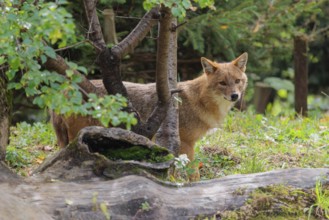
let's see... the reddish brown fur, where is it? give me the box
[52,53,248,179]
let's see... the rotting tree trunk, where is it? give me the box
[294,35,308,117]
[0,71,11,161]
[155,17,180,155]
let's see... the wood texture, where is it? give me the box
[0,168,328,220]
[0,71,11,160]
[294,35,308,116]
[155,16,180,155]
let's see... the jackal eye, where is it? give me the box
[219,81,227,86]
[235,79,241,84]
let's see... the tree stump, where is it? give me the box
[253,82,275,114]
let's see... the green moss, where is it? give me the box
[221,184,316,220]
[103,145,174,163]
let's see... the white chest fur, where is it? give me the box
[202,96,234,128]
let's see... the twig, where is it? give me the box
[170,21,187,31]
[54,40,88,52]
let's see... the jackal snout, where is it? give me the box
[230,93,239,101]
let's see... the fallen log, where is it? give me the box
[0,127,328,219]
[0,168,328,220]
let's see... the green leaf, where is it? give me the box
[44,46,57,59]
[6,69,17,81]
[182,0,192,9]
[40,55,47,64]
[0,56,5,65]
[66,69,74,78]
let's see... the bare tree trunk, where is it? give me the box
[132,6,173,140]
[156,17,180,155]
[294,35,308,116]
[103,9,118,45]
[0,71,11,161]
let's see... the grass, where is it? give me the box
[308,179,329,219]
[5,122,58,176]
[195,109,329,180]
[6,109,329,178]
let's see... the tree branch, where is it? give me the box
[82,0,106,50]
[111,7,159,58]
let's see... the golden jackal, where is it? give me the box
[52,53,248,178]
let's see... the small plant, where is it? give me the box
[141,201,151,212]
[308,179,329,219]
[174,154,190,169]
[172,154,194,181]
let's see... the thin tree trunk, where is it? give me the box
[0,71,11,161]
[132,6,172,139]
[156,17,180,155]
[294,35,308,116]
[103,9,118,45]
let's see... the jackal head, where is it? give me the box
[201,53,248,102]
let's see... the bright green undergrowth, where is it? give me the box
[195,109,329,180]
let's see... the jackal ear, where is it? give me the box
[232,52,248,72]
[201,57,217,75]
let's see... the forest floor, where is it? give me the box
[5,109,329,219]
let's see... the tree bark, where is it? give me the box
[294,35,308,116]
[103,9,118,45]
[0,168,328,220]
[0,71,11,161]
[253,82,275,114]
[131,6,173,140]
[155,17,180,155]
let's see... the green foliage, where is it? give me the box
[1,0,136,129]
[180,0,325,78]
[87,94,137,129]
[143,0,215,18]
